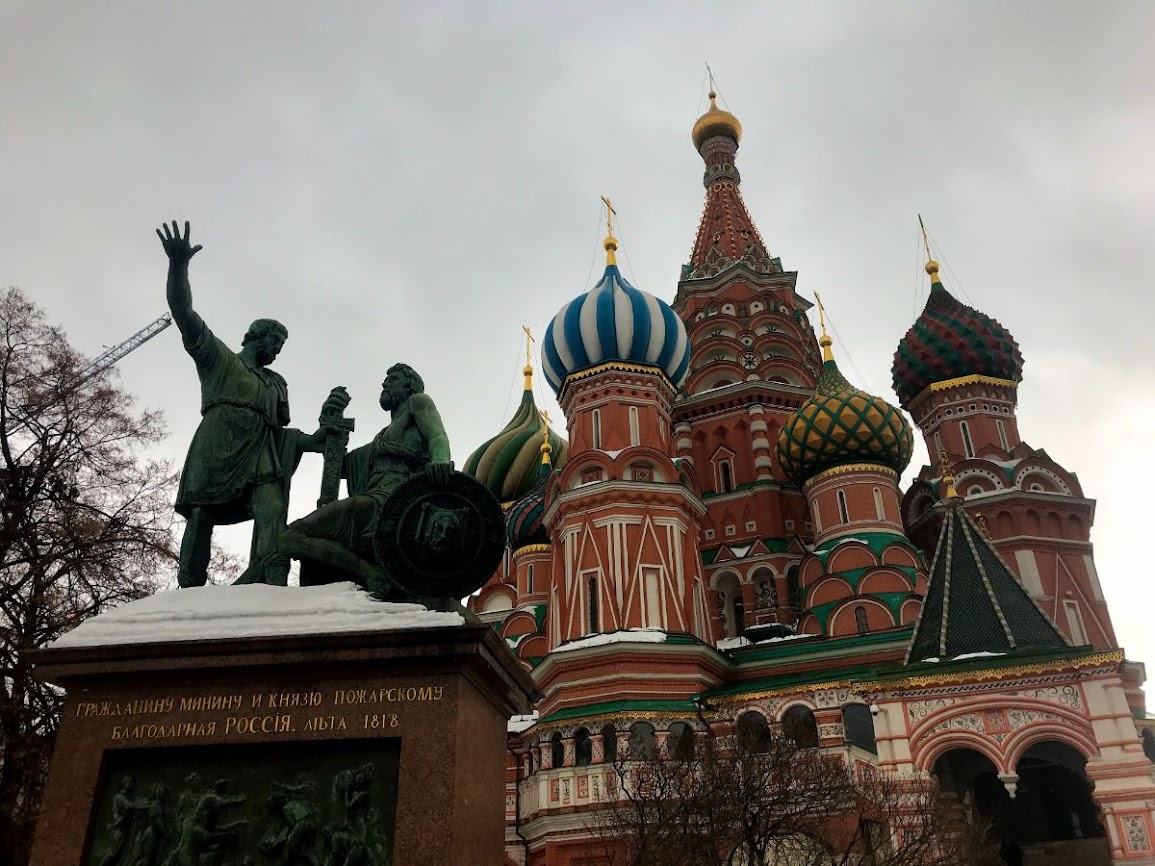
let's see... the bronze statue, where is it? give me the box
[242,364,452,595]
[158,221,341,587]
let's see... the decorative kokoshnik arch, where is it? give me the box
[909,696,1097,774]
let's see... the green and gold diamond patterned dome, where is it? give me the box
[777,333,914,487]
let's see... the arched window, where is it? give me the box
[629,406,640,446]
[735,711,772,754]
[960,421,975,458]
[873,487,885,521]
[842,704,877,754]
[550,731,565,769]
[628,722,658,761]
[574,727,593,767]
[720,461,734,493]
[592,409,602,449]
[588,575,599,634]
[996,419,1009,451]
[787,565,802,615]
[854,605,869,635]
[667,722,695,762]
[527,563,534,593]
[782,705,819,748]
[837,490,850,524]
[601,724,618,764]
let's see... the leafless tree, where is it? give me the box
[590,719,1000,866]
[0,288,178,866]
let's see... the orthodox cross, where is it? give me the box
[814,291,830,339]
[539,409,553,464]
[523,325,534,367]
[918,213,934,263]
[600,195,616,238]
[938,449,959,499]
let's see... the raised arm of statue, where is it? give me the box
[411,393,453,483]
[157,220,206,341]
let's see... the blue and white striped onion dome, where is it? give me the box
[541,263,691,395]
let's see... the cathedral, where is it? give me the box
[462,92,1155,865]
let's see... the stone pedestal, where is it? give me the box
[29,614,538,866]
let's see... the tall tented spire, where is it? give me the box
[685,90,781,278]
[906,498,1069,663]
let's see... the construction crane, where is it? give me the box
[78,313,173,384]
[3,313,173,438]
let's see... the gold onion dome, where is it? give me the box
[777,335,914,487]
[692,91,743,150]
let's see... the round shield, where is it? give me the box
[373,470,506,599]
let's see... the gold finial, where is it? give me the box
[601,195,618,266]
[539,410,553,465]
[692,68,743,148]
[522,325,535,390]
[939,449,959,499]
[918,214,941,285]
[814,292,834,363]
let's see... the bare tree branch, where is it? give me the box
[0,287,178,866]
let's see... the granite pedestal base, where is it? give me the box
[30,620,538,866]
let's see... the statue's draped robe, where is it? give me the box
[292,418,428,587]
[175,320,298,524]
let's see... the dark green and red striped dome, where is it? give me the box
[506,462,550,551]
[892,266,1024,409]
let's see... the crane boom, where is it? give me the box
[80,313,172,380]
[3,313,174,438]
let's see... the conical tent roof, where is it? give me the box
[907,500,1068,663]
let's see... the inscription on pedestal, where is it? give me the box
[71,683,445,745]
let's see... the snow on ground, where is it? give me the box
[508,711,539,733]
[51,582,464,648]
[552,628,667,653]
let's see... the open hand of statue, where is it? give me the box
[320,386,351,419]
[156,220,202,264]
[425,462,454,486]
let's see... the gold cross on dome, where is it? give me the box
[600,195,616,238]
[522,325,534,368]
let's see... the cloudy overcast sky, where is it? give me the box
[3,2,1153,681]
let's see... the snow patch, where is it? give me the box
[51,583,464,648]
[508,711,539,734]
[552,628,667,653]
[717,633,817,651]
[919,650,1007,663]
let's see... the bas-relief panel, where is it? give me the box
[85,739,399,866]
[1123,814,1152,853]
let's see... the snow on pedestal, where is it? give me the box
[50,582,464,648]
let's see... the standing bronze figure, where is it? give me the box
[158,221,338,587]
